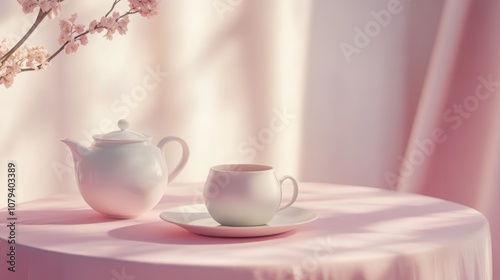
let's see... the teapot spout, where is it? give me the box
[60,139,90,165]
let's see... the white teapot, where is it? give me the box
[61,119,189,218]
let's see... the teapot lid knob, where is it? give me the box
[93,119,151,142]
[117,119,130,131]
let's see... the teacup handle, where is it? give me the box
[158,136,189,183]
[278,176,299,211]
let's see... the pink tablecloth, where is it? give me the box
[0,183,492,280]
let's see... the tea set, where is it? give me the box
[62,119,317,237]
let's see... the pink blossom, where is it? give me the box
[59,19,73,35]
[2,73,15,88]
[48,1,61,19]
[17,0,38,14]
[104,30,115,40]
[58,19,73,45]
[17,45,50,70]
[58,33,67,45]
[0,44,50,87]
[9,62,22,74]
[33,47,49,63]
[58,14,86,49]
[79,35,89,46]
[100,15,117,30]
[117,16,130,35]
[58,15,82,51]
[65,41,79,54]
[74,24,85,34]
[38,0,52,13]
[17,0,61,18]
[99,16,118,40]
[39,0,62,19]
[69,13,78,24]
[0,39,10,58]
[128,0,159,19]
[25,52,35,68]
[88,20,99,34]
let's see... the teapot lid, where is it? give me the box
[93,119,151,143]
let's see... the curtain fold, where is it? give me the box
[397,0,471,193]
[399,1,500,278]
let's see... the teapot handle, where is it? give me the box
[158,136,189,183]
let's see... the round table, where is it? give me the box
[0,183,492,280]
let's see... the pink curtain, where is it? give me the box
[0,0,498,278]
[398,1,500,278]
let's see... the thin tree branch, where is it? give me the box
[14,2,140,74]
[120,10,139,18]
[105,0,121,17]
[0,9,49,66]
[20,29,91,73]
[20,10,138,72]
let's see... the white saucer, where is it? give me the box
[159,204,318,238]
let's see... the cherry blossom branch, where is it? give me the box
[1,0,159,88]
[1,0,65,66]
[20,28,89,72]
[0,10,48,66]
[21,9,140,73]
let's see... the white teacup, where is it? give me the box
[203,164,299,226]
